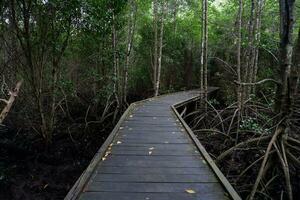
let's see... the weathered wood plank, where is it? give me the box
[110,149,199,156]
[85,182,223,193]
[79,192,228,200]
[101,160,204,168]
[93,174,218,183]
[96,167,211,174]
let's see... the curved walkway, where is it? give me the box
[65,90,240,200]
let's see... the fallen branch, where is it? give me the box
[234,79,280,86]
[0,80,23,124]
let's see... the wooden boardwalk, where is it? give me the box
[65,90,241,200]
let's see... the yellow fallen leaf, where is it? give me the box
[102,157,106,161]
[185,189,196,194]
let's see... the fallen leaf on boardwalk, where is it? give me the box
[117,141,122,144]
[102,157,106,161]
[119,127,124,130]
[149,147,154,150]
[185,189,196,194]
[202,160,207,164]
[148,151,152,155]
[164,141,169,144]
[129,115,133,118]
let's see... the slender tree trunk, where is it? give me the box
[200,0,205,97]
[244,0,255,100]
[173,0,178,34]
[203,0,208,102]
[250,0,264,95]
[153,0,158,95]
[112,12,120,122]
[155,2,166,97]
[292,28,300,95]
[235,0,243,144]
[124,0,137,105]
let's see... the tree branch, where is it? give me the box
[0,99,9,104]
[234,78,280,86]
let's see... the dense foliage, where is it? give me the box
[0,0,300,199]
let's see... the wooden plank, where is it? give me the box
[110,149,199,156]
[101,160,204,168]
[85,182,223,193]
[79,192,228,200]
[111,145,196,152]
[104,155,201,162]
[93,174,218,183]
[113,138,191,144]
[96,167,210,175]
[117,134,187,140]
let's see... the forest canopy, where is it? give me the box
[1,0,300,199]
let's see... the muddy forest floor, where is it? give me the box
[183,93,300,200]
[0,92,146,200]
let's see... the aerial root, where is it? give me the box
[235,150,275,184]
[248,128,282,200]
[216,135,271,163]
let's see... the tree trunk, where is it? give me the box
[124,0,137,105]
[237,0,243,112]
[154,2,166,97]
[112,12,120,122]
[0,81,22,124]
[153,0,158,95]
[275,0,296,119]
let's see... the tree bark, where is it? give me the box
[275,0,296,119]
[154,2,166,97]
[153,0,158,95]
[112,11,120,122]
[124,0,137,105]
[0,81,22,124]
[237,0,243,112]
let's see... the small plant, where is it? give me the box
[208,98,220,106]
[240,117,270,134]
